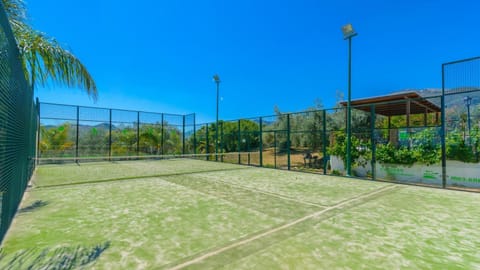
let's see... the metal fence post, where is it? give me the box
[220,122,224,162]
[193,114,196,155]
[109,109,112,160]
[161,113,164,155]
[206,123,209,161]
[247,135,250,165]
[76,106,79,163]
[182,115,186,155]
[274,131,277,168]
[287,114,291,170]
[259,117,263,167]
[238,120,241,164]
[36,99,40,165]
[371,104,376,180]
[441,65,447,188]
[137,111,140,156]
[322,110,327,174]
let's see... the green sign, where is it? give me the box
[423,170,439,180]
[399,130,408,140]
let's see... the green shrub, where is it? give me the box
[446,130,476,163]
[376,143,417,166]
[331,169,342,176]
[327,131,371,168]
[376,128,441,166]
[411,128,441,165]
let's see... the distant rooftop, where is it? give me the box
[340,91,441,116]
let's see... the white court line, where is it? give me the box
[168,184,398,270]
[213,178,327,208]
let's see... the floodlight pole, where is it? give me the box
[213,74,221,161]
[342,24,357,177]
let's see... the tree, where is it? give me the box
[39,124,74,157]
[191,120,260,154]
[267,101,326,152]
[2,0,97,98]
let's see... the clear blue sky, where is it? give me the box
[28,0,479,123]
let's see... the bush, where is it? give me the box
[411,128,441,165]
[327,131,371,168]
[376,143,417,166]
[376,129,441,166]
[446,130,476,163]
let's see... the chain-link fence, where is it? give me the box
[0,2,38,242]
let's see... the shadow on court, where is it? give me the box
[18,200,48,213]
[0,241,110,269]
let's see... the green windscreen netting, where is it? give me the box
[0,2,38,242]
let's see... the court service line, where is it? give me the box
[213,178,327,208]
[168,184,398,270]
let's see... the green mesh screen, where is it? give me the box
[0,2,38,242]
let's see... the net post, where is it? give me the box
[259,117,263,167]
[182,115,186,155]
[137,111,140,157]
[322,110,327,174]
[370,104,376,180]
[238,119,241,164]
[75,105,79,163]
[109,109,112,160]
[287,114,291,170]
[206,123,209,161]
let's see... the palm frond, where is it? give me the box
[1,0,26,29]
[15,24,97,100]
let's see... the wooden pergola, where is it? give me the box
[340,91,441,127]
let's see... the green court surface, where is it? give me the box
[1,159,479,269]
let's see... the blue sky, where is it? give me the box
[28,0,479,123]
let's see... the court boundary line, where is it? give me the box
[167,184,399,270]
[212,178,327,208]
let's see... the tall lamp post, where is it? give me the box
[341,23,357,177]
[213,74,221,161]
[464,96,472,145]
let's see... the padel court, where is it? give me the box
[1,158,479,269]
